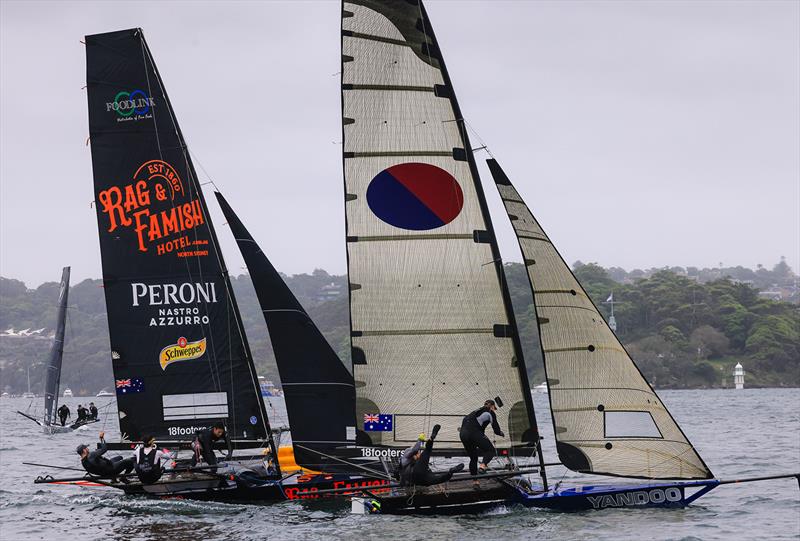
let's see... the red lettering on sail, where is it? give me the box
[96,160,208,257]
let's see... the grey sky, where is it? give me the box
[1,0,798,287]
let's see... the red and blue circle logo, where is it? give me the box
[366,163,464,230]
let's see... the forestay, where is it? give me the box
[85,29,271,445]
[43,267,70,427]
[488,158,713,480]
[341,0,537,450]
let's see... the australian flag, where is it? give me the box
[364,413,393,432]
[116,378,144,395]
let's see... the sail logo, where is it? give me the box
[359,447,403,458]
[586,487,683,509]
[159,336,207,370]
[106,89,155,121]
[366,163,463,230]
[97,160,209,258]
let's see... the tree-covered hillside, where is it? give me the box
[1,262,797,395]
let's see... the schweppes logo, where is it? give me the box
[159,336,207,370]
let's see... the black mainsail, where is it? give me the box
[86,29,272,448]
[341,0,541,456]
[43,267,70,428]
[215,192,357,471]
[488,158,713,480]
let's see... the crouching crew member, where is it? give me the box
[133,435,174,484]
[191,422,232,468]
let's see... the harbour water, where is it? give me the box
[1,389,798,540]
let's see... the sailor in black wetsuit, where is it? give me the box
[88,403,98,421]
[459,399,504,475]
[57,404,70,426]
[77,431,134,483]
[76,405,86,422]
[191,422,231,467]
[400,424,464,487]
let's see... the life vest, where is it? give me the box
[135,447,159,475]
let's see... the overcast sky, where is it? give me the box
[1,0,798,287]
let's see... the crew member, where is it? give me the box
[77,431,134,483]
[76,404,87,422]
[133,435,174,484]
[57,404,70,427]
[191,422,231,467]
[400,424,464,487]
[88,402,98,421]
[459,399,504,476]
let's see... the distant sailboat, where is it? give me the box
[17,268,98,433]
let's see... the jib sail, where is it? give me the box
[488,158,713,480]
[215,192,357,471]
[43,267,70,427]
[341,1,539,452]
[85,29,272,446]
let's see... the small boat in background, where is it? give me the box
[17,268,99,434]
[63,388,73,397]
[96,389,113,397]
[21,392,35,399]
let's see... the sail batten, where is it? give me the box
[86,28,272,447]
[341,1,540,454]
[488,158,712,480]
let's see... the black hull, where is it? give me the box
[364,478,517,515]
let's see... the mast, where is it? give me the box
[215,192,357,472]
[43,267,70,427]
[340,0,543,464]
[488,158,713,480]
[85,28,273,451]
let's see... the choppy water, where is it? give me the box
[1,389,798,540]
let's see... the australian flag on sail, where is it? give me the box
[116,378,144,395]
[364,413,393,432]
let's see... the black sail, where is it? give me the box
[43,267,70,427]
[86,29,271,445]
[215,193,357,471]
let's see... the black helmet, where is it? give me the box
[76,444,88,455]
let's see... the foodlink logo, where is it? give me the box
[159,336,207,370]
[106,89,155,119]
[97,160,209,257]
[586,487,683,509]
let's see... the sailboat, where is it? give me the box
[316,0,797,513]
[61,27,287,499]
[17,267,96,433]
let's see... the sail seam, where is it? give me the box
[344,150,451,157]
[354,328,496,336]
[347,234,473,242]
[342,84,434,92]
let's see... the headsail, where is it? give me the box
[488,158,713,480]
[215,192,357,471]
[43,267,70,427]
[341,1,539,451]
[85,29,272,446]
